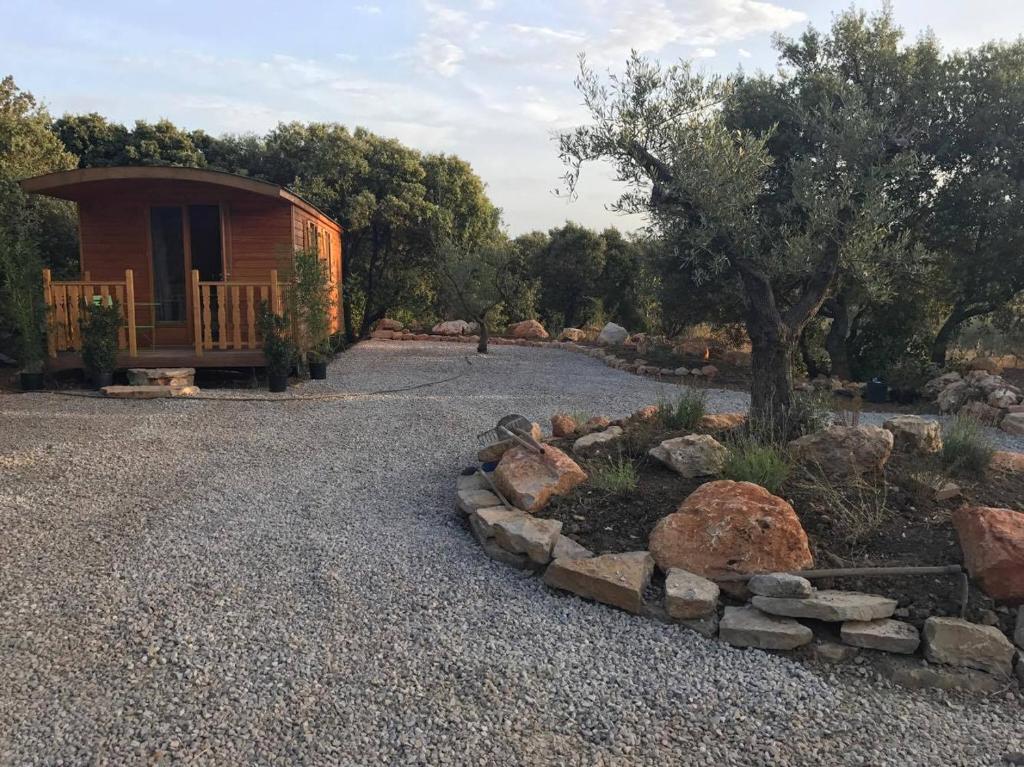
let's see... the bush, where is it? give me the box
[941,414,994,476]
[257,301,296,377]
[589,455,639,495]
[785,389,835,439]
[79,298,122,377]
[285,247,334,366]
[792,466,892,545]
[657,388,706,430]
[721,436,791,494]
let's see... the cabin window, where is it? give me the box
[150,206,186,322]
[188,205,223,281]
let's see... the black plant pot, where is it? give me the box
[268,372,289,393]
[92,370,114,389]
[309,361,328,380]
[865,378,888,404]
[20,372,44,391]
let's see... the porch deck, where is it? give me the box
[49,347,266,372]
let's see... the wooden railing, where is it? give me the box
[191,269,281,355]
[43,268,137,357]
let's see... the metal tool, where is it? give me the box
[477,414,545,454]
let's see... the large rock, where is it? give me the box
[967,356,1003,374]
[558,327,586,342]
[494,445,587,513]
[937,380,976,413]
[923,617,1015,676]
[596,322,628,346]
[492,515,563,564]
[748,573,813,599]
[477,422,544,463]
[550,413,577,438]
[648,434,727,478]
[648,480,813,580]
[573,426,623,454]
[543,551,654,614]
[924,371,962,399]
[787,425,893,478]
[962,400,1002,426]
[840,619,920,654]
[952,505,1024,603]
[664,569,719,620]
[468,507,521,541]
[697,412,747,432]
[375,318,403,332]
[751,590,897,622]
[988,388,1020,409]
[1001,412,1024,435]
[432,320,471,336]
[718,606,813,650]
[456,488,502,516]
[126,367,195,387]
[508,319,548,340]
[883,415,941,454]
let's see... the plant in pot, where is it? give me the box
[257,301,295,392]
[79,298,123,388]
[286,248,334,380]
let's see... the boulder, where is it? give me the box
[648,434,727,478]
[700,364,719,379]
[456,488,502,516]
[665,569,719,620]
[840,619,920,654]
[719,606,813,650]
[937,380,976,413]
[432,320,471,336]
[551,414,577,438]
[673,367,691,377]
[787,425,894,478]
[992,450,1024,473]
[677,339,709,357]
[924,371,962,399]
[952,505,1024,603]
[493,444,587,513]
[596,322,629,346]
[126,367,195,387]
[558,328,586,342]
[923,617,1015,676]
[375,318,404,332]
[1001,412,1024,435]
[102,385,199,399]
[967,356,1003,375]
[579,416,611,434]
[492,515,563,564]
[962,400,1002,426]
[456,472,486,492]
[552,535,593,561]
[468,507,522,543]
[697,412,747,432]
[648,480,813,580]
[883,415,942,454]
[477,422,544,463]
[573,425,624,454]
[748,573,813,599]
[988,388,1020,409]
[543,551,654,614]
[751,590,897,622]
[508,319,549,340]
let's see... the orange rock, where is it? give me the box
[551,413,578,438]
[952,506,1024,603]
[579,416,611,435]
[648,480,813,581]
[494,445,588,512]
[992,451,1024,473]
[698,412,747,432]
[376,318,403,332]
[508,319,549,339]
[630,405,661,423]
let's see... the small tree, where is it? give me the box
[256,301,295,379]
[284,248,334,372]
[438,240,524,354]
[0,235,46,373]
[79,299,122,380]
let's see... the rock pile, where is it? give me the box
[925,369,1024,433]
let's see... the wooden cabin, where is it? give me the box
[20,166,343,370]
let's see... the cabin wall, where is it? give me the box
[291,207,344,333]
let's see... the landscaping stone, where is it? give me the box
[456,488,502,516]
[375,318,403,331]
[648,434,727,478]
[952,505,1024,602]
[937,380,975,413]
[558,328,586,342]
[880,658,1006,694]
[988,388,1019,409]
[468,507,521,542]
[697,412,746,432]
[432,319,471,335]
[543,551,654,615]
[811,641,859,664]
[718,606,813,650]
[648,481,813,583]
[477,422,544,463]
[493,444,587,512]
[968,356,1003,374]
[673,367,690,376]
[679,613,719,638]
[883,415,942,454]
[963,400,1003,426]
[579,416,612,434]
[456,472,486,492]
[840,619,920,654]
[664,569,719,620]
[992,450,1024,473]
[924,371,962,398]
[126,367,195,387]
[479,536,535,570]
[596,322,628,346]
[700,364,719,378]
[923,617,1015,676]
[932,481,962,502]
[102,385,199,399]
[630,404,660,422]
[508,319,549,340]
[787,425,894,478]
[752,591,897,622]
[1001,412,1024,435]
[552,535,593,561]
[748,573,813,599]
[492,515,562,564]
[551,413,577,438]
[572,425,623,454]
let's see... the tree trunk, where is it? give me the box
[931,308,965,367]
[477,318,489,354]
[824,306,852,380]
[798,330,821,380]
[748,324,796,440]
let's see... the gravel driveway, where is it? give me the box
[1,341,1020,766]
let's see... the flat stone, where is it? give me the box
[718,605,813,650]
[478,536,535,570]
[127,367,195,387]
[648,434,727,478]
[751,590,897,622]
[552,535,593,560]
[492,515,563,564]
[468,507,521,542]
[664,569,719,620]
[543,551,654,615]
[456,488,502,516]
[572,425,623,454]
[748,573,813,599]
[102,385,199,399]
[923,616,1015,676]
[933,481,962,502]
[880,658,1006,694]
[811,641,859,664]
[456,472,486,492]
[840,618,920,654]
[679,612,719,638]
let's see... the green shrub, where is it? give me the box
[285,247,334,366]
[941,414,994,476]
[657,388,706,430]
[721,436,791,494]
[589,455,639,495]
[257,301,296,377]
[79,298,122,377]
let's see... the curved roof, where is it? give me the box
[20,165,340,228]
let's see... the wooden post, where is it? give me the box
[191,270,203,356]
[82,270,91,282]
[270,269,282,315]
[124,269,138,357]
[42,268,56,358]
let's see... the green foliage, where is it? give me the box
[256,302,295,377]
[722,436,791,494]
[285,248,334,365]
[885,355,937,394]
[79,299,122,377]
[941,414,995,476]
[0,235,45,371]
[656,389,706,431]
[589,455,639,496]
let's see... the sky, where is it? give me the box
[2,1,1024,235]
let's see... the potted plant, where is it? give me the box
[79,298,122,388]
[286,248,334,380]
[257,301,295,392]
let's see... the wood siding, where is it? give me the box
[291,207,344,333]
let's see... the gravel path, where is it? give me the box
[0,341,1020,766]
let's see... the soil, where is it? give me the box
[535,419,1024,639]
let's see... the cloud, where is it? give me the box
[415,36,466,77]
[692,47,717,59]
[355,4,381,14]
[738,48,752,58]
